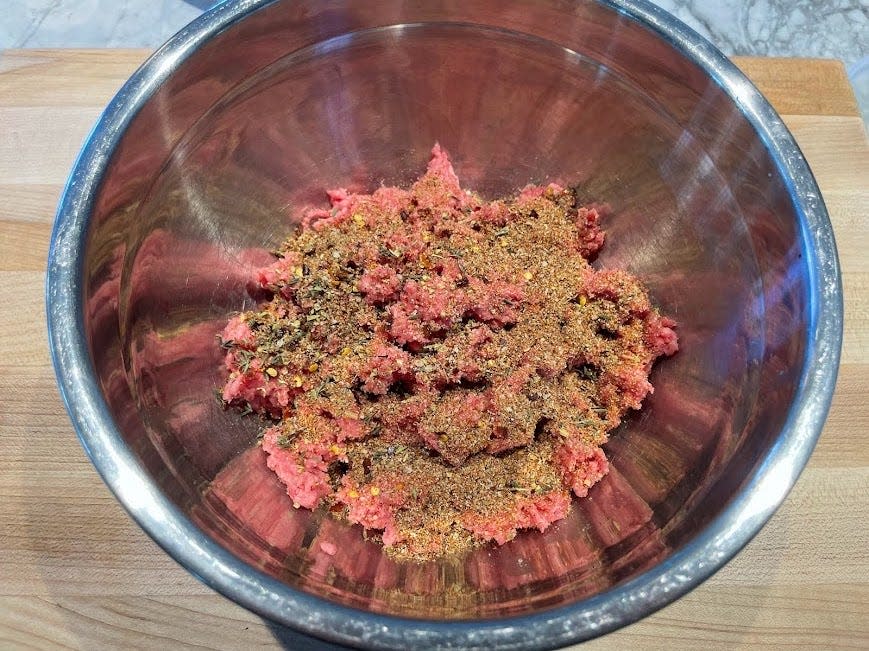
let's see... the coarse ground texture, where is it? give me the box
[221,145,678,560]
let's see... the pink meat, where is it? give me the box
[262,427,332,509]
[384,229,427,262]
[222,367,293,417]
[462,491,571,545]
[465,278,525,327]
[474,200,511,226]
[358,264,401,305]
[583,269,652,316]
[371,186,412,214]
[335,417,366,442]
[256,252,302,289]
[556,440,609,498]
[398,276,465,330]
[646,314,679,356]
[602,365,655,411]
[387,304,429,347]
[575,207,606,258]
[425,143,463,198]
[218,143,678,559]
[337,479,405,546]
[300,188,359,230]
[357,342,414,395]
[221,315,256,349]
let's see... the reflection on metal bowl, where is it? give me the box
[46,0,842,648]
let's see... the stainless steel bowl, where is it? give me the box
[46,0,842,648]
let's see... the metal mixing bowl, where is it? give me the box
[46,0,842,648]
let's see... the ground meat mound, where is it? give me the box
[220,144,678,560]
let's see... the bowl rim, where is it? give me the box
[45,0,843,648]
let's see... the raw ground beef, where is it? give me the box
[220,144,677,560]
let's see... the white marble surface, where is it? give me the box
[0,0,200,49]
[655,0,867,64]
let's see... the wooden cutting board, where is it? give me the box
[0,50,866,649]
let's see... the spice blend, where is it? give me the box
[220,145,678,560]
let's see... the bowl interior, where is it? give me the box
[82,0,807,621]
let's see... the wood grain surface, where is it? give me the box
[0,50,866,650]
